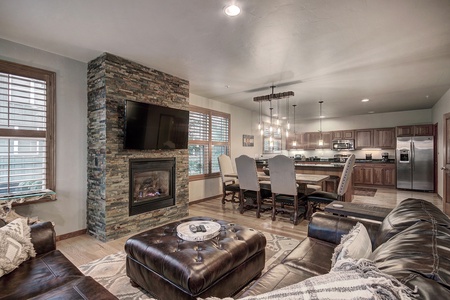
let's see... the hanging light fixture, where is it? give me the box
[254,85,294,137]
[292,104,297,147]
[318,101,324,146]
[285,96,290,138]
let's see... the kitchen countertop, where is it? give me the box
[255,158,395,165]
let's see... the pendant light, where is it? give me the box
[318,101,324,146]
[292,104,297,147]
[285,97,290,138]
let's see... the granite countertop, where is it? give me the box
[295,163,344,168]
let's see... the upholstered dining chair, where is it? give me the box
[305,154,356,219]
[235,155,271,218]
[268,155,307,225]
[218,154,240,204]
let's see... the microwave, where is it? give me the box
[332,139,355,150]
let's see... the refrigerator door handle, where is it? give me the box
[411,141,414,172]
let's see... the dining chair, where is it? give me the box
[268,155,307,225]
[235,155,271,218]
[218,154,240,204]
[305,154,356,219]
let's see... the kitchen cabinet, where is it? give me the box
[396,124,433,137]
[355,128,395,149]
[332,130,354,140]
[286,133,306,150]
[355,163,395,187]
[354,165,373,185]
[303,131,331,149]
[355,129,373,149]
[373,128,395,149]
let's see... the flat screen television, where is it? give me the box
[124,100,189,150]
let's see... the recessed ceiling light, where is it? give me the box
[224,4,241,17]
[368,111,375,114]
[361,98,369,102]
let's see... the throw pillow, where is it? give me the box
[0,218,36,277]
[331,222,372,267]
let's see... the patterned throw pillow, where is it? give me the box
[0,218,36,277]
[331,222,372,267]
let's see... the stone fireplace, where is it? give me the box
[87,53,189,242]
[129,158,176,216]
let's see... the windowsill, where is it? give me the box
[0,190,57,208]
[12,195,57,206]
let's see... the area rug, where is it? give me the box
[79,232,301,300]
[353,187,377,197]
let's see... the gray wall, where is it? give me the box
[0,38,88,236]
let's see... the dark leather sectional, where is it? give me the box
[239,198,450,299]
[0,221,117,300]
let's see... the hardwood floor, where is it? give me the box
[57,187,443,267]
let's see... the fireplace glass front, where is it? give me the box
[129,158,176,216]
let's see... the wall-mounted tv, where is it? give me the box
[124,100,189,150]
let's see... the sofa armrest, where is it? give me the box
[30,221,56,255]
[308,212,380,249]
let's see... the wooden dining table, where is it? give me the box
[224,172,330,195]
[225,172,330,222]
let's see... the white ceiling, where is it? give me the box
[1,0,450,120]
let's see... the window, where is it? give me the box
[188,106,230,180]
[0,60,55,199]
[262,122,282,153]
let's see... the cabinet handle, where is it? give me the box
[441,167,448,171]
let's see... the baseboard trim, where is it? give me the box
[189,194,222,204]
[56,228,87,241]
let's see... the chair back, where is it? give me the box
[268,155,297,196]
[337,154,356,196]
[218,154,234,183]
[235,155,260,191]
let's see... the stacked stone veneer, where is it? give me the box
[87,53,189,241]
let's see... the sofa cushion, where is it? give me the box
[0,218,36,277]
[375,198,450,247]
[0,250,84,300]
[331,222,372,267]
[370,220,450,289]
[282,237,335,275]
[28,276,117,300]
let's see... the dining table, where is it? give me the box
[225,172,330,221]
[224,172,330,195]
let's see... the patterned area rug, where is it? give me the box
[79,231,300,300]
[353,187,377,197]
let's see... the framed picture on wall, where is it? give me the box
[243,134,254,147]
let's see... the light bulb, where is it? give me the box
[293,140,297,147]
[318,139,324,146]
[260,129,264,135]
[286,131,289,138]
[287,122,290,130]
[269,126,273,132]
[258,123,261,130]
[277,127,281,134]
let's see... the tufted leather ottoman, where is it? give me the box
[125,216,266,300]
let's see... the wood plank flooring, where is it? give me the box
[57,187,443,267]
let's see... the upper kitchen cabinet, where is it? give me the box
[304,131,332,149]
[396,124,434,137]
[286,133,306,150]
[373,128,396,149]
[355,129,373,149]
[332,130,354,140]
[355,128,395,149]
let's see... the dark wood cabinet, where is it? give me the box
[332,130,354,140]
[355,129,373,149]
[353,165,373,185]
[302,131,331,149]
[355,163,395,187]
[397,124,433,137]
[355,128,395,149]
[414,124,433,136]
[373,128,395,149]
[286,133,305,150]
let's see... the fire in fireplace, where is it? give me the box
[129,158,176,216]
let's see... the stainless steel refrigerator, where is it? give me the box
[396,136,434,191]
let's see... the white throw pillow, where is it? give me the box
[0,218,36,277]
[331,222,372,267]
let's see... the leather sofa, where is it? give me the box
[0,221,117,300]
[239,198,450,299]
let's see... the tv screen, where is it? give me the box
[124,100,189,150]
